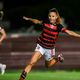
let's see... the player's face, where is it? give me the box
[48,12,58,24]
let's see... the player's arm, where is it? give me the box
[0,27,7,43]
[65,29,80,37]
[23,16,42,24]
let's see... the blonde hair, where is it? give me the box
[49,8,61,24]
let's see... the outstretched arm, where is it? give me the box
[0,27,7,43]
[65,29,80,37]
[23,16,42,24]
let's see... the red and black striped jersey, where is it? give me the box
[37,22,67,49]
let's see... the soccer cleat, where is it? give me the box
[58,54,64,63]
[19,71,27,80]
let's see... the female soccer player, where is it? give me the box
[19,8,80,80]
[0,26,7,75]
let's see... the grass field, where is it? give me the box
[0,70,80,80]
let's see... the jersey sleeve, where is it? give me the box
[57,24,67,32]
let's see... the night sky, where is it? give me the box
[1,0,80,31]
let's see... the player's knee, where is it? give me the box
[45,64,49,68]
[45,64,52,68]
[45,61,50,68]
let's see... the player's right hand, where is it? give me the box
[23,16,30,20]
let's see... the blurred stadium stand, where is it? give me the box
[0,34,80,70]
[0,0,80,70]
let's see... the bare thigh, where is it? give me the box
[29,51,42,65]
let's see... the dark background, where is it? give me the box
[0,0,80,70]
[1,0,80,32]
